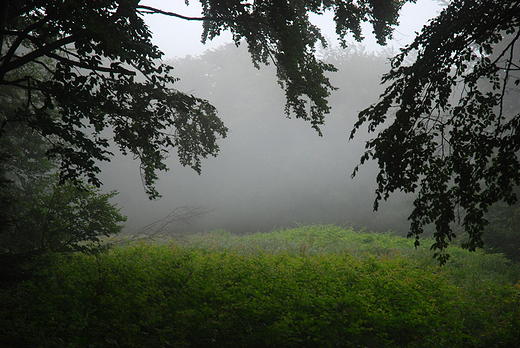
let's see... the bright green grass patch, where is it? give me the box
[178,225,520,286]
[177,224,417,257]
[1,225,520,347]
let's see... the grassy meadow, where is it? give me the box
[1,225,520,347]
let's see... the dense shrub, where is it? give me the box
[1,226,520,347]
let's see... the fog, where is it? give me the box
[98,44,414,236]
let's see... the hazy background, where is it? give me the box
[140,0,443,58]
[98,1,446,236]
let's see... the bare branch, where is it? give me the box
[130,205,210,241]
[136,5,230,22]
[498,41,516,122]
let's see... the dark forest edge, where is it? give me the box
[1,224,520,347]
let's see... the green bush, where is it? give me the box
[2,226,520,347]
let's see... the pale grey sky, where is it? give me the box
[141,0,444,59]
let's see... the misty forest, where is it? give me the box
[2,0,520,347]
[104,44,412,236]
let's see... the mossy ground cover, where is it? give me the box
[1,225,520,347]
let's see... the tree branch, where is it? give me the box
[497,31,519,127]
[136,5,230,22]
[129,204,210,241]
[0,76,43,90]
[45,52,136,76]
[0,19,47,79]
[1,35,76,79]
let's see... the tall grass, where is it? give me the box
[176,224,520,286]
[1,224,519,347]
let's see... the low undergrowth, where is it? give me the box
[1,225,519,347]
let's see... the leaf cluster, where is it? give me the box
[199,0,407,134]
[350,0,520,263]
[1,0,228,198]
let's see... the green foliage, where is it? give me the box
[0,176,126,280]
[0,91,126,278]
[1,172,125,258]
[3,182,126,254]
[350,0,520,263]
[181,224,417,257]
[180,224,520,286]
[2,226,520,347]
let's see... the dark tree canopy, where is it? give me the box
[0,0,405,198]
[351,0,520,263]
